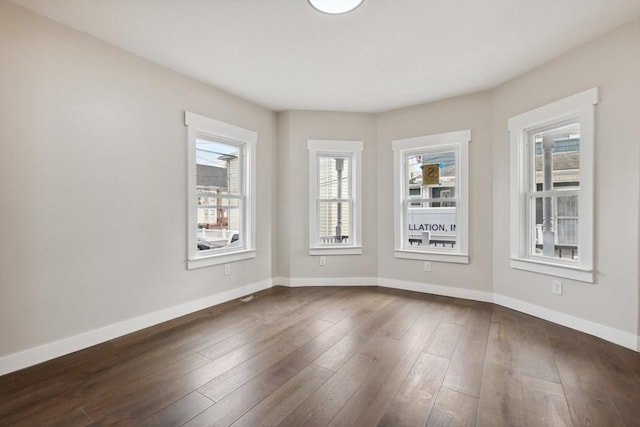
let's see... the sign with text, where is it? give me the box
[407,207,456,239]
[422,164,440,185]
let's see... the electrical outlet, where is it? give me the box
[424,261,431,272]
[319,256,326,266]
[224,264,231,276]
[552,280,562,295]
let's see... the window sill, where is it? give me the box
[510,257,593,283]
[309,247,363,256]
[187,249,256,270]
[395,250,469,264]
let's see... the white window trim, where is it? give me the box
[185,111,257,270]
[508,87,598,283]
[308,139,363,256]
[392,130,470,264]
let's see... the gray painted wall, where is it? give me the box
[0,2,276,356]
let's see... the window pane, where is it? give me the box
[557,195,578,246]
[533,123,580,192]
[532,194,578,260]
[196,197,242,252]
[318,201,350,244]
[405,149,458,248]
[406,204,457,248]
[406,150,456,207]
[319,156,350,200]
[195,138,242,252]
[196,138,241,196]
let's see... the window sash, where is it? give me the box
[400,148,460,253]
[316,153,353,247]
[403,200,458,251]
[525,191,580,262]
[316,199,353,246]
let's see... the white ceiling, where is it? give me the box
[13,0,640,113]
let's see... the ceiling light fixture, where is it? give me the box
[308,0,364,15]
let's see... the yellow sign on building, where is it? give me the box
[422,163,440,185]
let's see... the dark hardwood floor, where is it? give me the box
[1,286,638,426]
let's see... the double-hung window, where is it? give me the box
[185,112,257,269]
[509,88,598,282]
[308,140,363,255]
[392,130,470,264]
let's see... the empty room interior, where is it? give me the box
[1,0,639,425]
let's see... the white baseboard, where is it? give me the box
[274,277,493,304]
[494,294,639,352]
[273,276,377,287]
[378,277,494,303]
[0,279,273,376]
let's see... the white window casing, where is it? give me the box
[185,111,257,269]
[308,139,363,255]
[508,87,598,283]
[392,130,471,264]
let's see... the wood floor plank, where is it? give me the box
[278,370,360,427]
[377,352,449,427]
[197,317,334,401]
[196,287,350,363]
[436,297,472,326]
[517,344,561,384]
[424,321,462,359]
[516,311,554,349]
[341,302,446,426]
[545,323,626,427]
[476,339,523,427]
[229,364,333,426]
[373,298,425,340]
[182,292,386,425]
[4,353,211,426]
[426,387,478,427]
[138,391,214,427]
[327,351,404,427]
[87,319,333,424]
[476,308,524,427]
[0,339,121,397]
[441,304,492,397]
[286,335,402,427]
[313,296,411,371]
[0,344,123,419]
[521,374,572,427]
[39,407,93,427]
[189,335,399,427]
[80,353,213,424]
[198,289,383,402]
[575,334,640,427]
[319,287,389,324]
